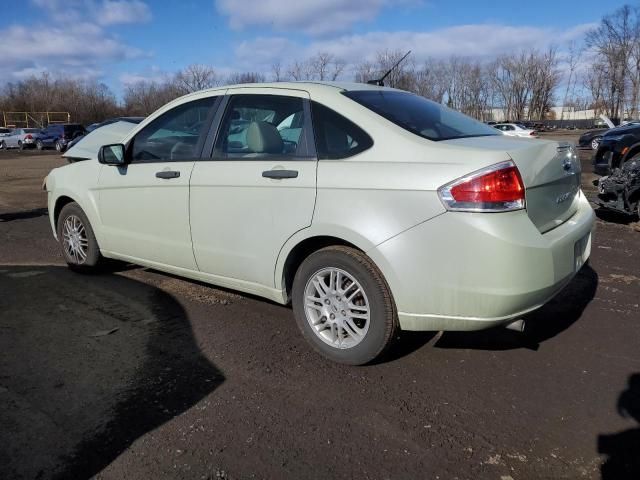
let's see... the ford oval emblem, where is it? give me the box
[562,157,574,173]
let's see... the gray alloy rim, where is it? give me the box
[591,138,600,150]
[55,141,61,151]
[62,214,88,264]
[303,267,370,349]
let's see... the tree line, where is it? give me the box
[0,3,636,125]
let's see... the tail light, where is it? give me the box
[530,131,536,136]
[438,161,525,212]
[25,134,32,139]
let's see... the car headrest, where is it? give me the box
[246,121,283,154]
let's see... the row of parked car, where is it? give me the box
[0,124,86,152]
[0,117,146,153]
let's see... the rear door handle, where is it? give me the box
[156,170,180,179]
[262,169,298,179]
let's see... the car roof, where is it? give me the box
[187,81,398,98]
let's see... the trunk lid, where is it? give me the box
[444,136,581,233]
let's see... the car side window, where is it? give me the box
[311,101,373,160]
[213,94,310,159]
[131,97,216,162]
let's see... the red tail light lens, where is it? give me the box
[438,161,525,212]
[25,134,32,139]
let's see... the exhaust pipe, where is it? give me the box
[505,319,525,333]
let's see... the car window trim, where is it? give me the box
[127,95,222,165]
[204,93,317,162]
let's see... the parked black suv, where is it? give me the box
[36,123,86,152]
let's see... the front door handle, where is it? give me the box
[156,170,180,179]
[262,169,298,179]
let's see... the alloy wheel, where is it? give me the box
[303,267,370,349]
[62,214,89,264]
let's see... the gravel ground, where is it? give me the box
[0,136,639,480]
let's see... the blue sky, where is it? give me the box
[0,0,632,95]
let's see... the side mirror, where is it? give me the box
[98,143,127,165]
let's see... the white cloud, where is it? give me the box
[308,24,596,63]
[0,22,145,82]
[232,23,598,74]
[98,0,152,26]
[119,66,170,85]
[0,1,153,82]
[216,0,414,36]
[30,0,152,25]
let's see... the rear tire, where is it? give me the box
[0,141,5,150]
[18,141,23,151]
[56,202,103,271]
[55,140,62,152]
[292,246,398,365]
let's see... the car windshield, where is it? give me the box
[343,90,500,141]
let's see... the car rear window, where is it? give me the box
[64,124,85,134]
[343,90,500,142]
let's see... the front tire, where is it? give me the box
[18,141,23,151]
[56,202,103,271]
[591,137,601,150]
[0,141,5,150]
[36,140,44,150]
[55,140,63,152]
[292,246,398,365]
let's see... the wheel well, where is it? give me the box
[282,236,360,301]
[53,196,75,226]
[623,144,640,165]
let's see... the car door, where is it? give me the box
[5,129,17,148]
[40,126,55,146]
[190,88,317,290]
[96,95,219,270]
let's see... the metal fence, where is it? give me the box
[1,112,71,128]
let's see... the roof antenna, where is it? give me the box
[367,50,412,87]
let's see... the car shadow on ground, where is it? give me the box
[0,265,224,480]
[433,264,598,351]
[598,373,640,479]
[0,207,49,222]
[595,208,638,225]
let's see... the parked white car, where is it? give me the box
[0,128,41,149]
[494,123,538,138]
[45,82,594,364]
[0,127,12,140]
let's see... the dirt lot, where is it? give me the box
[1,135,639,480]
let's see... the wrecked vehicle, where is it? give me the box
[596,158,640,217]
[593,122,640,175]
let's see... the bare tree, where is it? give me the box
[307,52,345,81]
[287,60,312,81]
[271,61,285,82]
[174,64,218,93]
[586,5,637,119]
[226,72,266,84]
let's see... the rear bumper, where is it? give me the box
[368,191,595,331]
